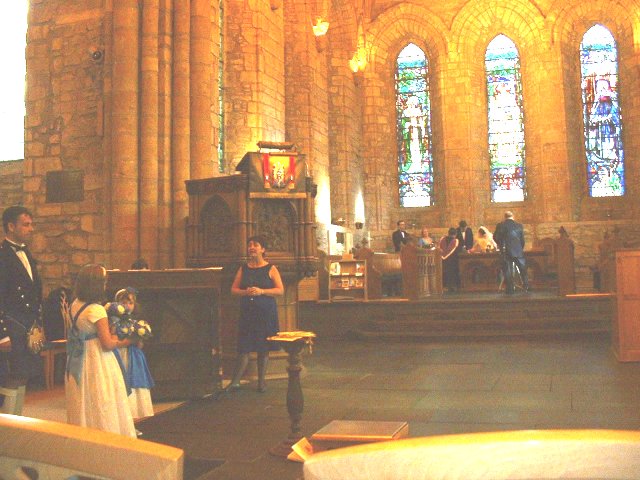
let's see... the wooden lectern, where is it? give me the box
[400,243,443,299]
[185,142,318,379]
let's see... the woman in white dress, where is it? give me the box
[469,226,498,253]
[65,264,136,437]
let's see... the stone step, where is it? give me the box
[299,292,613,341]
[356,316,610,339]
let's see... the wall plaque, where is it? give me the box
[46,170,84,203]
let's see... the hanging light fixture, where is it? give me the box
[350,19,367,72]
[312,16,330,37]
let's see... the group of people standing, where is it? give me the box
[0,205,153,438]
[392,211,529,295]
[0,204,284,431]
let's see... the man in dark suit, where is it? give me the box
[0,206,43,398]
[493,211,529,295]
[456,220,474,253]
[392,220,409,252]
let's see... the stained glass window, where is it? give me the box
[580,24,624,197]
[395,43,433,207]
[485,35,526,202]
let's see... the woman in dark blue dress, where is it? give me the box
[227,235,283,392]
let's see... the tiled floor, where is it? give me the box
[21,333,640,479]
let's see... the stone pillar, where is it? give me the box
[525,44,571,223]
[172,0,191,267]
[224,0,286,168]
[140,0,160,267]
[157,0,174,268]
[439,59,481,227]
[328,53,361,227]
[190,0,215,179]
[111,0,140,269]
[284,0,330,243]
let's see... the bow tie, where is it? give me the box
[10,243,26,252]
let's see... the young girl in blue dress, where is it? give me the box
[113,288,155,421]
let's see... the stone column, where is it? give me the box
[111,0,140,269]
[439,59,483,226]
[140,0,160,267]
[190,0,215,179]
[157,0,174,268]
[283,0,330,243]
[172,0,191,267]
[224,0,286,168]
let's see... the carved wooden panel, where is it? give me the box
[201,195,233,254]
[254,200,295,253]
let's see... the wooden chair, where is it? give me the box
[40,294,71,389]
[304,429,640,480]
[40,340,67,389]
[0,384,26,415]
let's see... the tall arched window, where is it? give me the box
[395,43,433,207]
[0,1,28,161]
[485,34,526,202]
[580,24,624,197]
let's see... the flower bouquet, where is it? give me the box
[105,302,134,340]
[132,319,152,341]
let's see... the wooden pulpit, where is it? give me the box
[185,142,318,378]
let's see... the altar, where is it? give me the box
[458,250,549,292]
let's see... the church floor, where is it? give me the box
[23,333,640,480]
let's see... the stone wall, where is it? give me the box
[3,0,639,293]
[0,161,24,212]
[355,0,639,234]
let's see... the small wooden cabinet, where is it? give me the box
[328,258,367,301]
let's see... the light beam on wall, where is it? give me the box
[355,190,365,228]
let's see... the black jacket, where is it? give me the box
[392,230,409,252]
[493,219,525,259]
[0,239,42,338]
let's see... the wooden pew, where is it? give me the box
[354,248,402,299]
[304,429,640,480]
[0,413,184,480]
